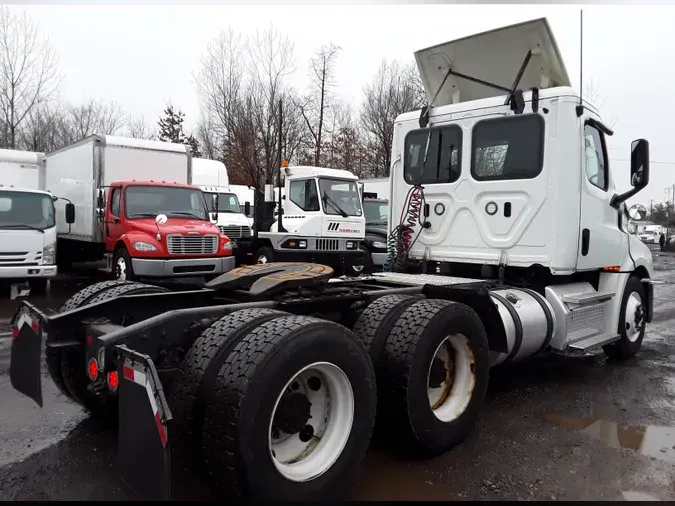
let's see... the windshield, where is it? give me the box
[205,192,241,213]
[0,190,55,230]
[363,200,389,226]
[318,178,362,217]
[124,186,209,221]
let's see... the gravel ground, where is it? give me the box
[1,249,674,501]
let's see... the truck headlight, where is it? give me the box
[132,241,157,252]
[372,241,387,249]
[222,241,232,252]
[42,243,56,265]
[346,241,357,250]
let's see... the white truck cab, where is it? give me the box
[0,149,73,293]
[252,164,367,273]
[191,158,254,262]
[383,17,653,357]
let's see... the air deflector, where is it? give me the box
[414,18,571,107]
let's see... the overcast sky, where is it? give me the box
[8,3,675,208]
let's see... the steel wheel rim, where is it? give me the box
[116,257,127,281]
[426,334,476,422]
[625,291,643,342]
[257,255,268,264]
[269,361,354,482]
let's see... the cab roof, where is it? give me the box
[283,165,359,181]
[0,148,44,165]
[117,180,197,190]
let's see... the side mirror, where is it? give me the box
[244,201,251,216]
[630,139,650,188]
[155,214,168,225]
[52,195,58,202]
[96,188,105,209]
[610,139,650,209]
[65,203,75,224]
[211,212,218,222]
[628,203,647,221]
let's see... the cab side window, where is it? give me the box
[110,188,121,216]
[584,124,608,191]
[289,179,320,212]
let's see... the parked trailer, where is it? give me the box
[8,17,655,501]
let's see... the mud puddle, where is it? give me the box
[543,412,675,465]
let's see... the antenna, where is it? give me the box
[579,10,583,106]
[576,9,584,117]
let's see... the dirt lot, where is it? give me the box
[1,250,674,501]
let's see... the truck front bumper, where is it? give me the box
[131,256,236,278]
[274,249,365,268]
[0,265,57,280]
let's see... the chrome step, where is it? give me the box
[562,291,615,305]
[568,333,620,351]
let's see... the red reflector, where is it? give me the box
[88,358,98,380]
[31,321,39,333]
[12,326,19,338]
[86,335,93,346]
[107,371,119,391]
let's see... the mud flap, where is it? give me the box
[116,345,173,500]
[9,303,44,407]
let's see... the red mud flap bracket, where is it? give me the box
[115,345,173,501]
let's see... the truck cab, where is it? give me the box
[253,164,366,272]
[191,158,254,263]
[0,149,74,294]
[101,180,235,281]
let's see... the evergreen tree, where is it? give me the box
[157,105,202,157]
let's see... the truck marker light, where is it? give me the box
[88,358,99,380]
[602,266,621,273]
[107,371,119,392]
[86,335,94,346]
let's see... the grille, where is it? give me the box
[167,234,218,255]
[0,251,36,264]
[316,239,339,251]
[218,225,252,239]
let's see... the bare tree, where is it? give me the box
[296,42,341,166]
[583,78,617,130]
[18,99,66,152]
[125,114,155,140]
[360,59,426,177]
[0,6,60,149]
[60,98,126,144]
[195,24,302,188]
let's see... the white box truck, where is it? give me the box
[0,149,74,294]
[191,158,254,264]
[46,135,235,281]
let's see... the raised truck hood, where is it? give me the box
[414,17,571,107]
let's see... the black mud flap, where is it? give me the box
[9,302,45,407]
[116,345,173,501]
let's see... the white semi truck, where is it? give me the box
[191,158,254,263]
[8,18,656,502]
[0,149,74,294]
[250,163,367,273]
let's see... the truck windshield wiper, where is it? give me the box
[0,224,44,233]
[322,192,348,218]
[170,211,204,220]
[128,213,157,218]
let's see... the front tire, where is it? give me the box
[253,246,275,265]
[202,315,376,501]
[345,245,373,277]
[113,246,136,281]
[603,275,647,360]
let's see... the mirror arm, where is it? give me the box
[610,187,642,210]
[587,117,614,137]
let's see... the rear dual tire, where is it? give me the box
[352,296,490,457]
[48,280,169,419]
[175,310,376,501]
